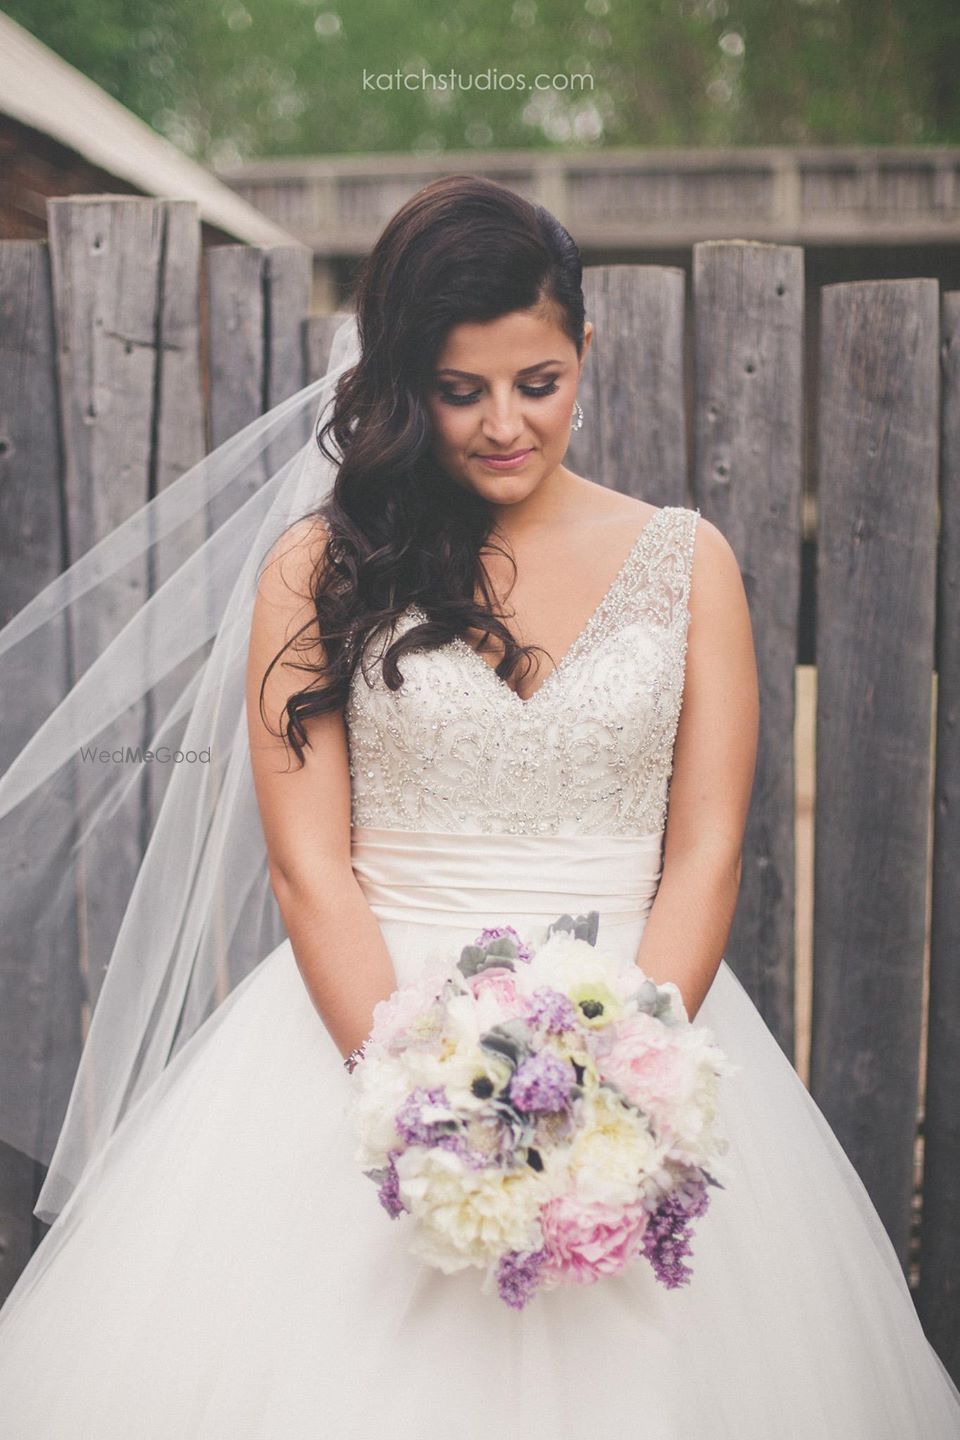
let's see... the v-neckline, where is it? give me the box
[409,506,670,709]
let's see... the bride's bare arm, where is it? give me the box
[245,517,397,1061]
[634,517,759,1021]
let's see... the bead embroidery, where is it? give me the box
[345,505,699,838]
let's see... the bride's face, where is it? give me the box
[425,304,592,508]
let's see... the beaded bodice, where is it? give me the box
[346,505,699,838]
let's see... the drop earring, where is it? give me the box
[571,399,584,432]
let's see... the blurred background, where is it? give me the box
[4,0,960,159]
[2,0,960,309]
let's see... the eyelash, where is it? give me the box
[437,381,560,406]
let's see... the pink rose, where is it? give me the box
[602,1014,689,1123]
[369,985,424,1048]
[539,1194,649,1285]
[466,967,523,1014]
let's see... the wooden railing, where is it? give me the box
[214,146,960,252]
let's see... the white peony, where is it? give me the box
[513,930,636,1005]
[394,1145,546,1272]
[568,1088,667,1206]
[349,1058,415,1170]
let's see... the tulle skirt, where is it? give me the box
[0,825,958,1438]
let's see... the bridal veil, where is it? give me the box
[0,312,361,1222]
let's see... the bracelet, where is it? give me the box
[343,1040,368,1074]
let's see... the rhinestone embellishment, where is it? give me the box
[345,506,699,839]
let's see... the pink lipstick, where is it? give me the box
[475,449,533,470]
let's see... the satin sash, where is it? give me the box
[350,824,664,929]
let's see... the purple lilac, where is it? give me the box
[526,986,579,1034]
[394,1085,454,1146]
[376,1151,407,1219]
[508,1050,573,1113]
[496,1246,549,1310]
[641,1174,712,1288]
[475,925,534,964]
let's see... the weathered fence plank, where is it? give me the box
[263,246,313,479]
[306,310,353,383]
[204,243,314,996]
[692,240,805,1062]
[264,245,313,410]
[812,278,940,1267]
[917,289,960,1370]
[153,203,207,500]
[0,238,80,1299]
[47,197,166,1027]
[205,244,312,493]
[206,245,268,459]
[144,201,206,832]
[567,265,687,504]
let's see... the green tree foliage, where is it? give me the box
[5,0,959,161]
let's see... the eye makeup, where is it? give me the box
[435,379,560,406]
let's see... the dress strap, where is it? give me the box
[625,505,700,629]
[675,506,700,616]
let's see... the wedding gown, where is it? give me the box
[1,503,958,1438]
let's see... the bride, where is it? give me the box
[0,173,958,1437]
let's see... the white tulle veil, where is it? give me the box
[0,312,361,1224]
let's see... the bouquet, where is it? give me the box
[347,911,738,1310]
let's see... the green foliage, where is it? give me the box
[5,0,959,160]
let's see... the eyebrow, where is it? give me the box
[434,359,566,380]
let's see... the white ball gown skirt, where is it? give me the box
[1,826,958,1439]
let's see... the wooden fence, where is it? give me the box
[0,196,957,1382]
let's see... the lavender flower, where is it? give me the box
[508,1050,574,1114]
[526,985,579,1034]
[394,1086,457,1146]
[375,1150,407,1219]
[496,1246,549,1310]
[476,924,534,964]
[641,1174,712,1288]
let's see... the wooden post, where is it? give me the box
[692,240,805,1060]
[306,310,354,384]
[917,290,960,1368]
[569,265,687,504]
[142,201,206,837]
[0,238,81,1302]
[812,278,940,1268]
[204,244,313,997]
[46,196,172,1011]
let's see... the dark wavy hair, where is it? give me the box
[261,172,586,764]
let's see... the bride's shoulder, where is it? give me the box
[591,490,741,607]
[637,506,738,607]
[255,515,332,605]
[577,485,697,548]
[248,517,335,666]
[682,512,747,626]
[575,483,658,538]
[684,509,738,573]
[576,481,732,555]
